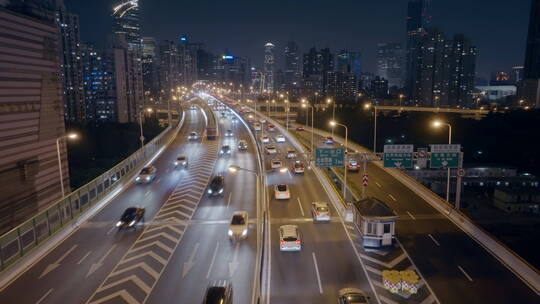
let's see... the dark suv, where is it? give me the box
[202,282,233,304]
[208,175,225,196]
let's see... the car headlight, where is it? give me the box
[146,176,151,181]
[227,151,231,154]
[208,189,212,194]
[218,189,223,194]
[129,220,136,227]
[116,221,122,227]
[242,229,248,236]
[135,176,140,181]
[182,161,187,165]
[228,230,233,236]
[220,151,224,154]
[174,161,178,165]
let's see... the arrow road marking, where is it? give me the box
[428,234,440,247]
[312,252,323,294]
[206,242,220,279]
[87,245,116,277]
[458,265,473,282]
[77,251,92,265]
[394,161,402,167]
[36,288,53,304]
[297,197,305,217]
[39,244,78,279]
[182,243,199,278]
[229,242,240,276]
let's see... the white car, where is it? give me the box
[174,154,188,168]
[311,202,331,222]
[274,184,290,199]
[190,105,197,110]
[135,166,157,183]
[225,129,234,137]
[279,225,301,251]
[228,211,248,240]
[265,145,277,154]
[188,131,198,140]
[271,159,283,169]
[324,136,334,145]
[275,135,286,143]
[253,123,262,131]
[286,148,297,159]
[260,136,270,144]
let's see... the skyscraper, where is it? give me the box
[523,0,540,107]
[405,0,431,98]
[336,50,361,76]
[178,36,200,87]
[376,43,404,88]
[303,47,334,95]
[0,3,70,229]
[56,0,85,122]
[159,40,180,97]
[264,42,275,93]
[142,37,159,100]
[284,41,301,88]
[112,0,141,50]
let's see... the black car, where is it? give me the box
[219,145,231,156]
[208,175,225,196]
[338,288,369,304]
[116,207,145,230]
[202,282,233,304]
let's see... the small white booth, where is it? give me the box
[353,197,398,248]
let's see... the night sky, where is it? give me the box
[66,0,532,80]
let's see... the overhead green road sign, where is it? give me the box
[383,145,413,168]
[430,144,461,168]
[315,147,344,167]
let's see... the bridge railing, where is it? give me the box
[0,113,184,274]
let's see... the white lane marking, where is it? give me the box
[105,226,116,235]
[375,182,382,188]
[206,242,220,279]
[406,211,416,220]
[388,194,397,202]
[156,178,161,184]
[228,242,240,276]
[227,193,232,208]
[428,234,440,247]
[145,190,151,196]
[86,244,116,277]
[77,251,92,265]
[39,244,78,279]
[36,288,53,304]
[182,243,199,278]
[457,265,473,282]
[288,170,293,180]
[297,197,305,217]
[312,252,323,294]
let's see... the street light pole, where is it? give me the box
[56,133,78,197]
[330,121,348,201]
[373,106,378,153]
[432,120,452,202]
[139,111,145,149]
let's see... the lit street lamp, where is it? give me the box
[56,132,79,197]
[302,103,315,157]
[399,94,405,107]
[139,108,153,149]
[364,102,378,153]
[330,121,349,201]
[327,98,335,137]
[432,120,452,202]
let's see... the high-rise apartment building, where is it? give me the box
[303,47,334,95]
[523,0,540,107]
[112,0,141,50]
[142,36,159,100]
[178,37,200,87]
[0,3,70,229]
[81,43,116,121]
[56,0,84,121]
[326,72,358,102]
[159,40,180,97]
[376,43,404,88]
[283,41,301,88]
[264,42,275,93]
[405,0,431,99]
[336,50,361,77]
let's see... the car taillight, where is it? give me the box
[280,240,285,245]
[296,240,301,244]
[316,213,320,216]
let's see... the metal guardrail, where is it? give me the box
[0,114,184,273]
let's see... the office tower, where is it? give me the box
[371,76,389,98]
[326,72,358,102]
[264,42,275,93]
[376,43,404,88]
[112,0,141,50]
[523,0,540,107]
[81,43,116,121]
[303,47,334,95]
[178,36,199,87]
[142,37,159,100]
[336,50,361,76]
[110,34,144,123]
[284,41,301,88]
[197,48,219,82]
[159,40,180,97]
[56,0,84,121]
[216,54,248,86]
[405,0,431,99]
[0,3,70,229]
[447,34,477,106]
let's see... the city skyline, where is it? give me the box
[67,0,531,79]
